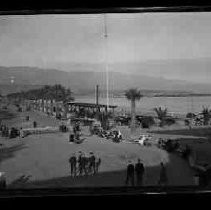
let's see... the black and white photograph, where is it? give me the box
[1,9,211,192]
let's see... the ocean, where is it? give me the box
[75,95,211,117]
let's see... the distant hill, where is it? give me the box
[1,63,211,96]
[0,84,44,95]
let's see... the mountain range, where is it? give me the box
[1,59,211,96]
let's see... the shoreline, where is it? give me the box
[75,94,211,98]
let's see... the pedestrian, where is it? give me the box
[69,153,77,177]
[89,124,93,136]
[19,127,24,138]
[81,154,87,176]
[95,157,101,174]
[33,121,37,128]
[89,152,96,175]
[84,154,89,176]
[135,158,145,186]
[158,162,168,186]
[69,133,74,142]
[125,160,135,186]
[77,151,83,176]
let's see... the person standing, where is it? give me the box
[33,121,37,128]
[19,127,24,138]
[158,162,168,186]
[125,161,135,186]
[69,153,77,177]
[84,154,89,176]
[95,157,101,174]
[135,159,145,186]
[81,154,86,176]
[77,151,83,176]
[69,133,74,143]
[89,152,96,175]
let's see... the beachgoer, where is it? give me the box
[158,162,168,186]
[125,161,135,186]
[135,159,145,186]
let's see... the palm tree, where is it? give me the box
[62,88,74,119]
[154,107,168,127]
[201,106,210,126]
[125,88,142,133]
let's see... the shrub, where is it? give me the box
[164,117,176,126]
[186,112,196,118]
[140,116,155,128]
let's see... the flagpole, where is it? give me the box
[104,14,109,111]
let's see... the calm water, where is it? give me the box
[76,95,211,116]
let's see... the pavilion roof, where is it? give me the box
[66,102,117,109]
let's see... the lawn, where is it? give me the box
[0,105,195,188]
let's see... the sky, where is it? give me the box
[1,12,211,82]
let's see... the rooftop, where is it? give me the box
[66,102,117,109]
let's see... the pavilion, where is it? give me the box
[66,102,117,115]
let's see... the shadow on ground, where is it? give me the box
[149,127,211,138]
[0,143,28,163]
[8,166,161,189]
[7,152,196,189]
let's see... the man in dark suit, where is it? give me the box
[125,160,135,186]
[69,153,77,177]
[135,158,145,186]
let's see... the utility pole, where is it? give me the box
[96,84,100,120]
[96,84,99,106]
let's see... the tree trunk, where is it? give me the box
[63,103,68,119]
[41,99,45,112]
[50,100,53,116]
[131,99,136,133]
[55,102,59,118]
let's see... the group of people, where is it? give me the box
[0,118,38,139]
[98,130,123,143]
[0,124,20,139]
[90,124,123,143]
[125,159,145,186]
[158,138,192,159]
[126,160,168,186]
[158,138,180,152]
[68,151,101,177]
[68,122,83,143]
